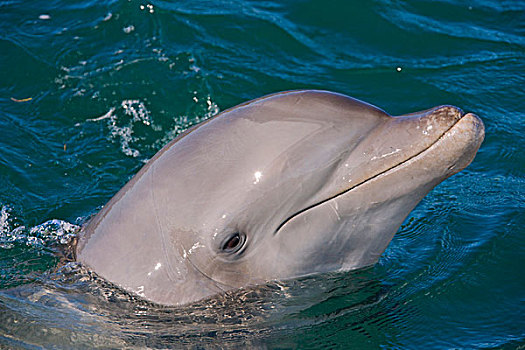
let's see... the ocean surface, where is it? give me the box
[1,0,524,348]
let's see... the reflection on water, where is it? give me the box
[2,207,397,348]
[0,210,446,348]
[1,254,391,348]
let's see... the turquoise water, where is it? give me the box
[1,0,524,348]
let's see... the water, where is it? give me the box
[1,0,523,348]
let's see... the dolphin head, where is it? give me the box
[76,90,484,305]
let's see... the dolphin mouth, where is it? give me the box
[274,111,483,234]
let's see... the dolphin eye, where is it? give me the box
[222,232,245,253]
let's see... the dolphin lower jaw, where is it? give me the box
[343,112,484,268]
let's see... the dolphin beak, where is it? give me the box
[272,105,484,274]
[276,105,485,237]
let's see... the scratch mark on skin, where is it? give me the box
[329,202,341,221]
[150,164,181,282]
[184,254,229,293]
[370,148,401,161]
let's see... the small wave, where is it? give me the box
[379,0,525,46]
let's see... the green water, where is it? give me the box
[1,0,524,348]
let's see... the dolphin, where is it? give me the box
[75,90,484,306]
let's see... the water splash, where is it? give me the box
[0,206,10,234]
[85,99,159,157]
[0,208,79,250]
[0,205,25,249]
[84,94,220,158]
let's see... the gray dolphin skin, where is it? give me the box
[76,90,485,306]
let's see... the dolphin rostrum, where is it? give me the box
[75,90,484,305]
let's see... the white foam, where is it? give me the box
[0,205,11,234]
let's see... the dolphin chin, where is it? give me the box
[76,90,484,306]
